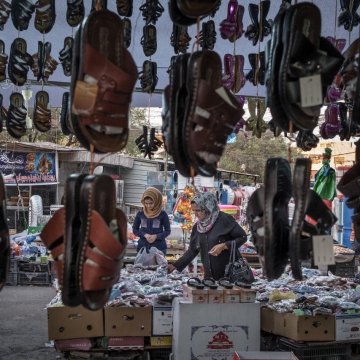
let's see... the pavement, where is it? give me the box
[0,285,59,360]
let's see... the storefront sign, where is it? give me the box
[0,150,58,185]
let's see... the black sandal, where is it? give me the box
[139,0,164,25]
[0,0,11,30]
[58,37,73,77]
[33,90,51,133]
[66,0,84,27]
[141,24,157,57]
[0,40,8,82]
[138,60,158,93]
[135,125,148,154]
[60,91,72,135]
[117,0,133,17]
[6,92,27,138]
[11,0,35,31]
[123,18,131,49]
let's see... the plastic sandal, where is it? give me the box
[66,0,84,27]
[11,0,35,31]
[34,0,56,34]
[6,92,27,138]
[33,90,51,132]
[0,0,11,30]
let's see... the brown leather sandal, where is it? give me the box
[34,0,56,34]
[71,10,138,153]
[40,207,65,286]
[77,174,127,311]
[33,90,51,132]
[0,40,8,82]
[183,50,244,176]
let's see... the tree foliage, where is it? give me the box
[219,131,302,183]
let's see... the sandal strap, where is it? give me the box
[82,209,125,291]
[34,102,51,123]
[35,2,51,22]
[40,208,64,284]
[72,44,137,127]
[18,0,35,21]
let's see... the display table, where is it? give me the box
[124,247,184,263]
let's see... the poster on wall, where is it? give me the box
[0,151,58,185]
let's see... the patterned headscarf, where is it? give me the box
[192,192,220,233]
[141,187,163,218]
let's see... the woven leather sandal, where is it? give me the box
[0,0,11,30]
[139,0,164,25]
[0,40,8,82]
[59,37,73,77]
[71,10,138,153]
[66,0,84,27]
[77,174,127,311]
[139,60,157,93]
[11,0,35,31]
[6,92,27,138]
[8,38,33,86]
[141,24,157,57]
[123,17,131,49]
[33,90,51,132]
[34,0,55,34]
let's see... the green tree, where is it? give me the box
[219,131,302,183]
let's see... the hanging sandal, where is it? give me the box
[117,0,133,17]
[33,90,51,133]
[6,92,27,138]
[247,158,292,281]
[229,4,245,43]
[66,0,84,27]
[145,127,162,159]
[0,40,8,82]
[245,53,259,86]
[161,85,172,155]
[34,0,56,34]
[138,60,158,93]
[31,41,43,82]
[289,158,337,280]
[0,0,11,30]
[90,0,107,12]
[222,54,235,90]
[244,3,259,46]
[8,37,33,86]
[232,54,246,93]
[135,125,148,154]
[60,91,72,135]
[40,207,65,289]
[259,0,272,43]
[279,2,344,131]
[139,0,164,25]
[123,17,131,49]
[0,174,9,292]
[42,42,58,83]
[59,37,73,77]
[183,50,245,177]
[70,10,138,153]
[77,174,127,311]
[140,24,157,57]
[11,0,35,31]
[219,0,238,40]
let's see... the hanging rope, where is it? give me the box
[191,17,201,54]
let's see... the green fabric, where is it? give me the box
[313,166,337,201]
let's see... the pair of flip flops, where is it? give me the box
[0,174,10,292]
[41,174,127,310]
[169,0,220,26]
[70,10,138,153]
[162,50,245,177]
[266,2,344,134]
[247,158,337,281]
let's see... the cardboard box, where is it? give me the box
[108,336,144,350]
[239,288,256,303]
[182,284,208,304]
[153,306,173,335]
[208,287,224,304]
[104,307,152,337]
[150,336,172,346]
[224,287,241,303]
[336,314,360,341]
[234,351,298,360]
[47,306,104,340]
[172,298,260,360]
[260,308,335,341]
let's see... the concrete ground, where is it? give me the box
[0,285,59,360]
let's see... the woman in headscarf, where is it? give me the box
[168,192,247,280]
[133,187,171,255]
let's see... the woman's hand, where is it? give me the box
[146,234,157,243]
[209,243,226,257]
[168,264,177,273]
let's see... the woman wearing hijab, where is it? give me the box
[168,192,247,280]
[133,187,171,255]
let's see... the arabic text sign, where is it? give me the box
[0,151,57,185]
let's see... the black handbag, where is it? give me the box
[224,240,255,284]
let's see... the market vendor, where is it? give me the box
[168,192,247,280]
[133,187,171,255]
